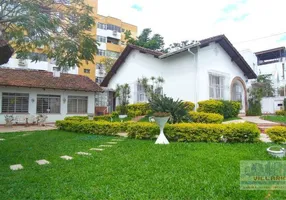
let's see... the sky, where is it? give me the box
[98,0,286,52]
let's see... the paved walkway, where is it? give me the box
[240,116,280,125]
[0,124,56,133]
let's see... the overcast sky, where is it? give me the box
[98,0,286,52]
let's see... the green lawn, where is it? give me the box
[0,130,285,199]
[261,115,286,124]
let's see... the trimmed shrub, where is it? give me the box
[275,110,286,116]
[127,122,259,143]
[94,115,113,121]
[266,126,286,143]
[184,101,195,111]
[56,120,133,135]
[246,102,262,116]
[189,111,224,124]
[197,100,240,119]
[117,103,150,118]
[64,116,88,122]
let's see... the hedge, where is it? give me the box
[189,111,224,124]
[197,100,240,119]
[275,110,286,116]
[266,126,286,143]
[56,120,134,135]
[127,122,259,143]
[184,101,195,111]
[64,116,88,122]
[93,114,113,121]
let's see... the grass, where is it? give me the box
[223,117,241,122]
[0,130,285,199]
[261,115,286,124]
[138,115,150,122]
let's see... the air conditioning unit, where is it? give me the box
[112,30,117,36]
[18,59,27,67]
[53,71,61,77]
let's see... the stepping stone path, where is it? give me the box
[111,139,124,142]
[90,148,104,151]
[76,152,91,156]
[99,145,113,147]
[60,155,73,160]
[0,138,5,141]
[10,164,23,171]
[106,142,117,144]
[36,159,50,165]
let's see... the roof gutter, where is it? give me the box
[159,42,201,59]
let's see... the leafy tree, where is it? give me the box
[115,84,131,115]
[257,74,275,97]
[125,28,165,52]
[138,76,165,101]
[100,57,116,73]
[0,0,98,69]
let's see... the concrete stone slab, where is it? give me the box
[90,148,104,151]
[60,155,73,160]
[0,138,5,141]
[260,134,272,143]
[99,145,113,147]
[106,142,117,144]
[10,164,23,171]
[111,139,124,142]
[76,152,91,156]
[36,159,50,165]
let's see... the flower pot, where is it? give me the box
[119,115,127,122]
[267,147,285,158]
[154,116,170,144]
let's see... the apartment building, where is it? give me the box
[2,0,137,84]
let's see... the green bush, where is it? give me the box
[275,110,286,116]
[197,100,240,119]
[184,101,195,111]
[246,102,262,116]
[284,98,286,111]
[266,126,286,143]
[189,111,223,124]
[64,116,88,122]
[56,120,133,135]
[117,103,150,118]
[127,122,259,143]
[93,114,113,121]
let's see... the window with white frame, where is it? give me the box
[37,95,61,113]
[97,35,107,43]
[95,92,108,107]
[1,93,29,113]
[209,74,225,99]
[106,50,120,58]
[136,83,147,102]
[97,22,107,30]
[68,96,88,113]
[98,49,106,56]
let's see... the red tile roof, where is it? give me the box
[0,68,102,92]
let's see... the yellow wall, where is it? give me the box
[77,2,137,81]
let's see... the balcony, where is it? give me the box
[106,43,121,52]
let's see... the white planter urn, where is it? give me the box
[154,116,170,144]
[119,114,127,122]
[267,147,285,158]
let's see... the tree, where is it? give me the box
[125,28,165,52]
[256,74,275,97]
[100,57,116,74]
[0,0,98,70]
[115,84,131,115]
[137,76,165,101]
[164,40,197,53]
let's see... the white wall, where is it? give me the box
[0,87,95,124]
[261,97,285,114]
[197,42,248,102]
[240,49,258,75]
[2,58,78,75]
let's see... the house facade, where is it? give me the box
[0,68,102,124]
[101,35,257,113]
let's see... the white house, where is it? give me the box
[0,68,102,124]
[100,35,257,113]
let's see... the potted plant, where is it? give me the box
[153,112,170,144]
[115,84,130,122]
[267,146,285,158]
